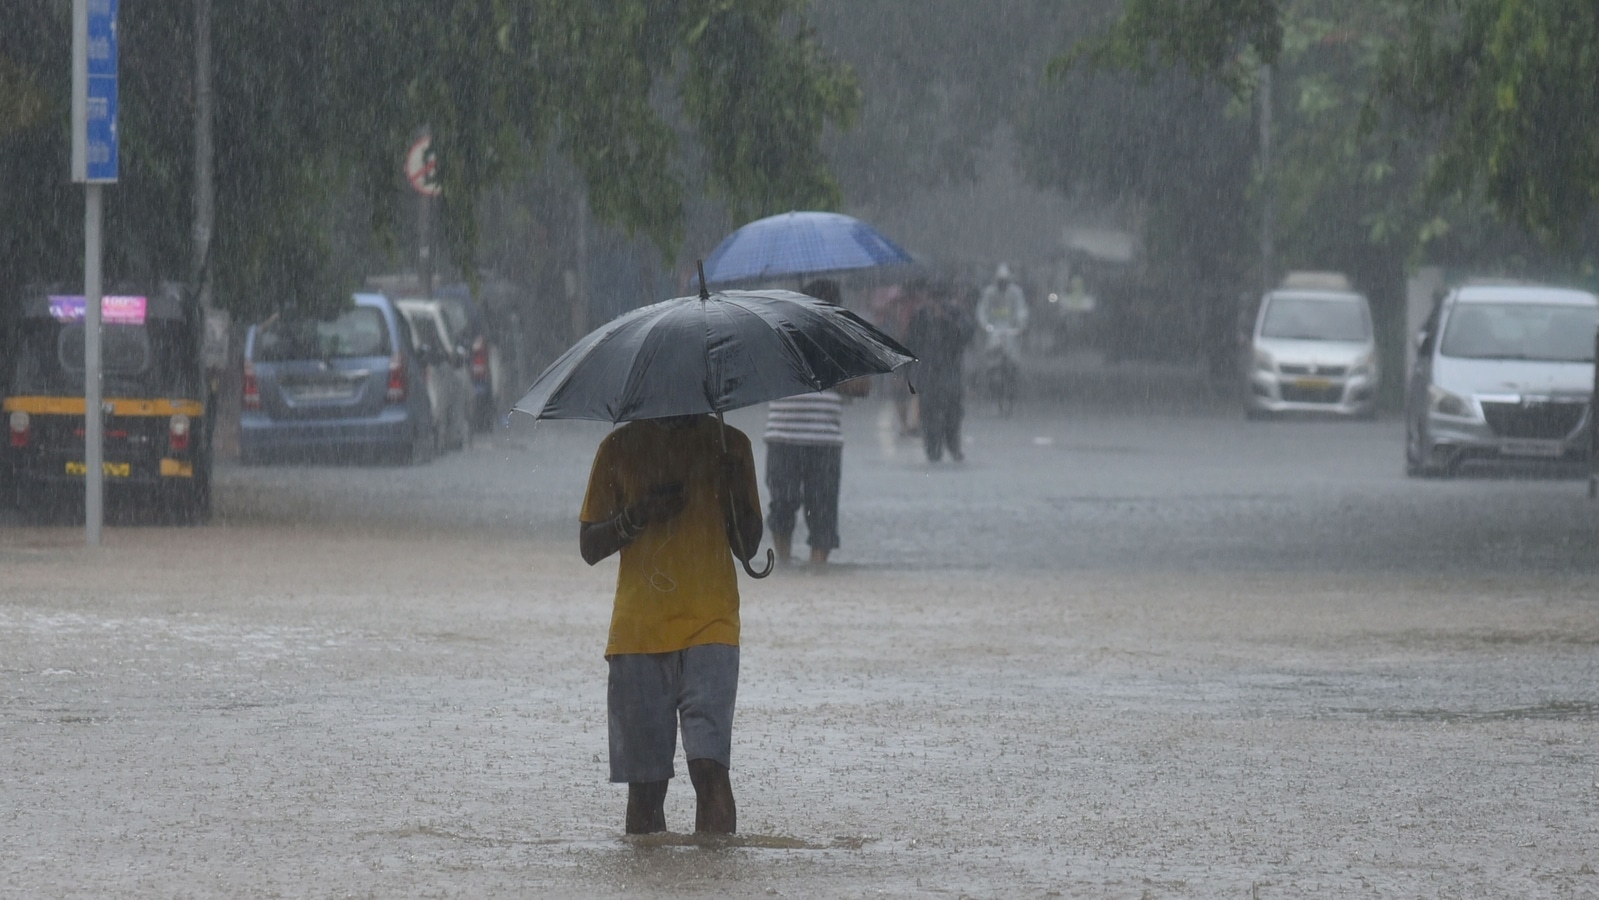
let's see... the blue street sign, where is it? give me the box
[86,0,117,76]
[85,74,117,181]
[73,0,118,183]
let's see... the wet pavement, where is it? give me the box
[3,357,1598,897]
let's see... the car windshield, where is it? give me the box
[1260,296,1371,341]
[10,319,197,397]
[254,307,390,361]
[1440,302,1599,361]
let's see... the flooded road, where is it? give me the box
[4,362,1598,897]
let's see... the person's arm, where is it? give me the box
[580,511,640,565]
[578,439,685,565]
[579,488,688,565]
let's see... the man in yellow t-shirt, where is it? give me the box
[579,413,763,834]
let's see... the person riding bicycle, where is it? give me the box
[977,263,1029,365]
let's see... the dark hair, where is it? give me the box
[801,278,842,305]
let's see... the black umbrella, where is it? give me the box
[513,268,916,575]
[514,290,914,422]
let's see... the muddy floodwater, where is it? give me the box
[4,379,1599,897]
[4,528,1596,897]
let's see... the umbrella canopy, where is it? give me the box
[513,288,915,424]
[701,211,915,286]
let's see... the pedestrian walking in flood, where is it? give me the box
[762,279,871,568]
[579,414,764,834]
[515,275,914,835]
[905,281,976,462]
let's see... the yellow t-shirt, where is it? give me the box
[580,416,760,656]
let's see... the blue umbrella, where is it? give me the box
[701,210,915,286]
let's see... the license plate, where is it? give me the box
[1500,439,1564,458]
[1292,377,1333,389]
[66,461,132,477]
[290,384,355,401]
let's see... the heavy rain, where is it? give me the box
[3,2,1599,897]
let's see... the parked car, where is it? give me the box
[1405,282,1599,477]
[240,292,436,465]
[397,298,473,455]
[434,286,505,432]
[2,284,213,523]
[1244,272,1379,419]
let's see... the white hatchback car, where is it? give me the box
[1244,274,1379,419]
[1405,282,1598,476]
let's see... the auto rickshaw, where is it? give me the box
[2,284,213,524]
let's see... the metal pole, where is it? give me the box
[192,0,214,307]
[1589,325,1598,500]
[1259,64,1274,298]
[420,194,433,297]
[85,183,103,545]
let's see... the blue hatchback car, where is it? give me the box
[240,293,436,465]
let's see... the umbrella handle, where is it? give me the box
[716,409,772,578]
[742,549,775,579]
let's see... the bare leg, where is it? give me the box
[809,546,829,566]
[687,759,736,834]
[773,532,792,565]
[626,780,668,834]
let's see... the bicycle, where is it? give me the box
[981,326,1021,416]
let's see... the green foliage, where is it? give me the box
[1063,0,1599,253]
[681,2,860,223]
[0,0,857,322]
[1380,0,1599,246]
[1060,0,1282,93]
[810,0,1090,206]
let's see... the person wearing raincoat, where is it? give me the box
[579,415,763,834]
[977,262,1030,364]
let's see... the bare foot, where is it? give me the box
[687,759,736,834]
[626,781,668,834]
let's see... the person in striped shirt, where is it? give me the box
[764,279,869,567]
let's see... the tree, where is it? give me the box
[0,0,859,322]
[1067,0,1599,249]
[809,0,1098,208]
[1381,0,1599,247]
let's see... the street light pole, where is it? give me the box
[73,0,117,546]
[1259,64,1275,298]
[85,183,103,545]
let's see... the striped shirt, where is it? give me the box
[764,390,844,446]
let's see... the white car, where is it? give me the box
[1244,272,1379,419]
[1405,282,1599,476]
[397,299,473,455]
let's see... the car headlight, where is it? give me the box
[1349,354,1376,378]
[1428,384,1476,418]
[1254,349,1275,372]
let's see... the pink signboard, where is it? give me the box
[47,295,148,325]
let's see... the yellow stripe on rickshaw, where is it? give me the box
[1,396,204,417]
